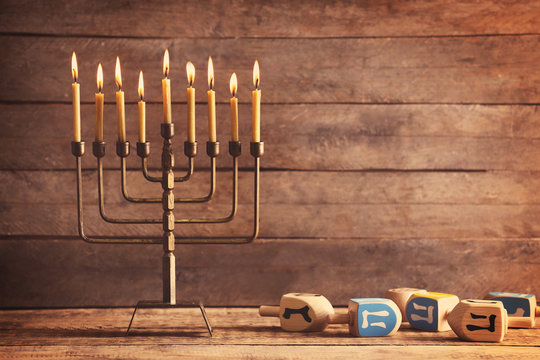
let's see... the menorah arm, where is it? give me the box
[121,157,216,203]
[98,157,162,224]
[173,147,262,244]
[73,143,162,244]
[141,156,194,183]
[138,141,196,183]
[175,156,237,223]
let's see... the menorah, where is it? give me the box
[70,51,263,335]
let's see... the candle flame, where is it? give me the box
[186,61,195,86]
[71,52,78,82]
[230,73,237,97]
[208,56,214,89]
[97,63,103,92]
[163,49,170,77]
[253,60,260,89]
[115,56,122,90]
[138,70,144,100]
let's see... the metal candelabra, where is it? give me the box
[71,122,263,335]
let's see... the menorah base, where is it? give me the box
[126,300,213,337]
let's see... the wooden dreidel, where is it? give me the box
[484,292,538,328]
[448,299,508,342]
[259,293,338,331]
[385,288,428,321]
[348,298,401,337]
[405,292,459,331]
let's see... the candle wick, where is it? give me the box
[255,78,259,89]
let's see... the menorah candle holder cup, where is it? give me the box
[72,117,263,336]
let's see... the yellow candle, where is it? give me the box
[138,70,146,143]
[186,61,196,143]
[95,63,104,142]
[162,49,172,124]
[115,56,126,142]
[252,60,261,142]
[229,73,239,142]
[207,56,216,142]
[71,52,81,142]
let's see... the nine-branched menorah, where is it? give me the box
[70,51,263,335]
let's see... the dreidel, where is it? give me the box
[405,292,459,331]
[448,299,508,342]
[348,298,401,337]
[385,287,428,321]
[484,292,539,328]
[259,293,401,336]
[259,293,344,332]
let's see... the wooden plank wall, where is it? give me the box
[1,0,539,307]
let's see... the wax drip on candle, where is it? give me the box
[115,56,123,90]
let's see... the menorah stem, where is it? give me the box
[160,123,176,305]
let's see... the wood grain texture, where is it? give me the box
[4,103,540,171]
[2,0,540,38]
[3,36,540,104]
[2,344,539,360]
[4,170,540,238]
[2,0,540,313]
[0,239,538,307]
[0,308,539,359]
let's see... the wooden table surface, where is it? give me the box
[0,307,538,359]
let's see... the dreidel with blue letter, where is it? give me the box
[385,287,428,322]
[484,292,539,328]
[406,292,460,331]
[448,299,508,342]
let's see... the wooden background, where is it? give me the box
[1,0,539,307]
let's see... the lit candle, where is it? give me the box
[138,71,146,143]
[186,61,196,143]
[229,73,239,142]
[162,49,172,124]
[95,63,104,142]
[252,60,261,142]
[207,56,217,142]
[71,52,81,142]
[115,56,126,142]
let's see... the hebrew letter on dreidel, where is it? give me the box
[466,313,496,332]
[283,305,312,323]
[361,310,390,328]
[410,302,434,324]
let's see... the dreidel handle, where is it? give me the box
[328,311,350,324]
[260,305,350,324]
[259,305,281,317]
[508,316,536,328]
